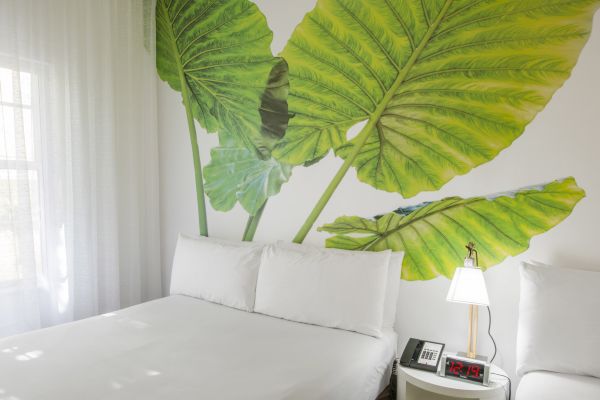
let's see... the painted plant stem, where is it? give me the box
[293,0,454,243]
[180,73,209,237]
[292,123,373,243]
[242,200,267,241]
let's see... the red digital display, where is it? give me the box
[444,358,485,383]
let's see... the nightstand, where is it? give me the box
[397,364,509,400]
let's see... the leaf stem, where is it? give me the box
[292,0,454,243]
[161,0,209,237]
[242,200,267,241]
[180,73,209,237]
[292,123,374,243]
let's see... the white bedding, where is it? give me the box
[0,295,397,400]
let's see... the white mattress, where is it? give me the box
[0,295,397,400]
[516,371,600,400]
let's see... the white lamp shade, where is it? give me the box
[446,267,490,306]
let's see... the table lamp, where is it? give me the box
[446,242,489,360]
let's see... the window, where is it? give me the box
[0,66,42,283]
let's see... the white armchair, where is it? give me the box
[515,261,600,400]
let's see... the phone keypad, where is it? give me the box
[417,342,443,366]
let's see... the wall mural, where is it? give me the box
[156,0,599,280]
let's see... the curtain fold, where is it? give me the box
[0,0,161,336]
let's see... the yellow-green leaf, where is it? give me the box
[319,177,585,280]
[274,0,599,197]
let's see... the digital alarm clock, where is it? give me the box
[438,353,490,386]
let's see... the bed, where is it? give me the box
[0,294,397,400]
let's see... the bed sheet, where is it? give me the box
[0,295,397,400]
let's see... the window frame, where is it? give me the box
[0,56,45,286]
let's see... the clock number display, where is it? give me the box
[445,358,484,383]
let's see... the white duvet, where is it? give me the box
[0,295,396,400]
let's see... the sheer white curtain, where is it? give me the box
[0,0,161,336]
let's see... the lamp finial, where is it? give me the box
[464,242,478,268]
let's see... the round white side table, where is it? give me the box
[397,364,509,400]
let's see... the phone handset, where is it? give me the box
[399,338,445,373]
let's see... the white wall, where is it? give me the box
[158,2,600,393]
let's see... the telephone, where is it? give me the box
[399,338,445,373]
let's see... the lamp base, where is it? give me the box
[456,351,488,362]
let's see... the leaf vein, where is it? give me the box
[380,121,464,169]
[525,196,570,212]
[384,112,489,159]
[307,14,387,94]
[180,3,253,57]
[421,0,432,27]
[174,0,220,42]
[184,58,274,73]
[288,73,372,114]
[182,32,272,68]
[432,0,587,41]
[170,0,194,24]
[419,32,587,63]
[387,102,515,130]
[463,205,522,246]
[288,40,378,107]
[334,0,400,71]
[405,67,567,85]
[383,0,415,50]
[439,211,496,259]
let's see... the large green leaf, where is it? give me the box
[203,58,292,215]
[319,177,585,280]
[156,0,288,155]
[273,0,599,197]
[204,147,292,215]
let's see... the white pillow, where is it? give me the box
[273,241,403,328]
[384,252,403,328]
[254,242,391,337]
[517,260,600,378]
[170,234,264,312]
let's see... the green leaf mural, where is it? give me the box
[203,58,293,218]
[319,177,585,280]
[156,1,595,266]
[203,147,292,215]
[156,0,290,236]
[156,0,287,154]
[277,0,599,242]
